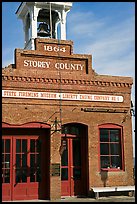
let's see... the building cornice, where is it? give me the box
[2,75,132,88]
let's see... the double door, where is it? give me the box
[61,135,87,196]
[2,134,49,201]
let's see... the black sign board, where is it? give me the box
[51,163,60,176]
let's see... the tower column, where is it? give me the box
[55,21,60,39]
[60,7,67,40]
[29,7,40,50]
[23,14,30,48]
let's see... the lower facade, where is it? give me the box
[2,122,89,201]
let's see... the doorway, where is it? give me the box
[2,124,50,201]
[61,123,88,197]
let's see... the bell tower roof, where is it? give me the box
[16,2,73,50]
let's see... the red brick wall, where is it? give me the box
[2,38,134,199]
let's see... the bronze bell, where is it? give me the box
[37,22,50,37]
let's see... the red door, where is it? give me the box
[2,136,12,201]
[13,136,41,200]
[61,135,87,196]
[2,133,49,201]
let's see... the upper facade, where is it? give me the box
[2,1,133,121]
[2,37,133,113]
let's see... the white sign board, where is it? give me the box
[2,90,123,103]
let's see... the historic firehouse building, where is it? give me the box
[2,2,134,201]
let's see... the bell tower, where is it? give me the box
[16,2,73,50]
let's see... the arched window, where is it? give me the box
[98,124,124,171]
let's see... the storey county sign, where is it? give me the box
[23,59,84,71]
[15,48,89,73]
[2,90,124,103]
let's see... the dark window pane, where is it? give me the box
[36,140,41,152]
[36,168,41,182]
[71,127,76,134]
[16,154,21,167]
[5,154,10,163]
[61,168,68,180]
[62,125,80,135]
[30,140,35,152]
[61,141,68,166]
[110,144,120,155]
[5,177,10,183]
[2,140,4,153]
[101,156,110,168]
[62,126,69,134]
[110,130,120,142]
[3,168,10,183]
[5,139,10,153]
[30,168,35,182]
[22,169,27,182]
[62,126,71,134]
[22,140,27,153]
[100,129,109,142]
[2,169,4,183]
[16,169,21,183]
[4,161,10,169]
[71,126,79,135]
[36,154,41,167]
[22,154,27,167]
[111,156,121,169]
[73,168,81,180]
[16,140,21,153]
[5,169,10,183]
[2,155,4,166]
[73,139,81,166]
[30,154,35,167]
[100,143,109,155]
[5,154,10,167]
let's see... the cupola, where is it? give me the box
[16,2,72,50]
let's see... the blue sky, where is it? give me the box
[2,2,135,156]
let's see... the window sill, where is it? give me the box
[100,168,123,172]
